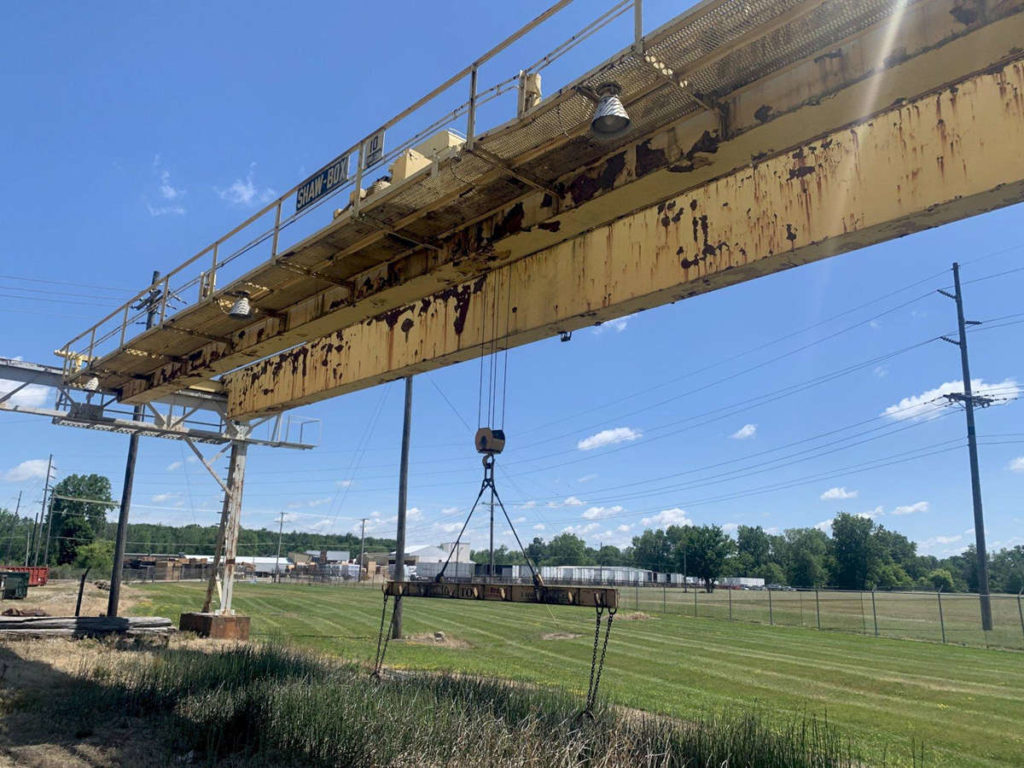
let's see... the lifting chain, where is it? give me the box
[371,592,394,678]
[582,604,616,718]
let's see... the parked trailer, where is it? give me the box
[1,566,48,587]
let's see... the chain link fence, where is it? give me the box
[623,585,1024,650]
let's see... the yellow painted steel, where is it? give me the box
[107,2,1024,409]
[225,59,1024,418]
[384,580,619,609]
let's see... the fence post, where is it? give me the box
[728,587,733,621]
[937,591,946,644]
[860,591,867,634]
[768,588,774,626]
[635,582,639,610]
[871,589,879,637]
[693,586,698,618]
[815,588,821,630]
[662,584,666,614]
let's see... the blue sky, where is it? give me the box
[1,1,1021,559]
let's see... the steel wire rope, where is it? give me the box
[0,273,135,294]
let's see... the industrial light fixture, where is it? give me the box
[84,376,100,391]
[590,83,630,139]
[228,291,252,320]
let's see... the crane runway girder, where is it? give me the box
[54,0,1024,418]
[384,580,618,609]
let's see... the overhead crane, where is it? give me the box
[27,0,1024,648]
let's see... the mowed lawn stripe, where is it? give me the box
[137,583,1023,767]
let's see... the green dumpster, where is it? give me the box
[1,571,29,600]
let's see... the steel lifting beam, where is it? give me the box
[225,58,1024,418]
[384,580,618,609]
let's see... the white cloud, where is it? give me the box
[592,314,635,335]
[533,523,546,531]
[151,493,181,504]
[616,524,631,533]
[147,155,186,216]
[869,319,882,330]
[873,365,888,378]
[217,162,276,207]
[1009,457,1024,473]
[512,516,526,524]
[2,459,51,483]
[883,378,1019,421]
[519,500,537,510]
[562,495,585,507]
[578,474,598,483]
[562,522,600,536]
[814,518,834,533]
[166,461,183,472]
[820,487,858,501]
[0,379,50,408]
[722,522,738,533]
[892,501,929,516]
[859,506,884,519]
[731,424,757,440]
[577,426,641,451]
[437,522,463,534]
[441,506,460,516]
[336,479,353,488]
[641,507,692,528]
[581,505,624,520]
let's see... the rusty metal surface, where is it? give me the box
[384,580,619,609]
[225,55,1024,417]
[68,0,983,405]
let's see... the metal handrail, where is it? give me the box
[60,0,645,380]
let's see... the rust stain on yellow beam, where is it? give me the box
[120,2,1024,405]
[224,61,1024,419]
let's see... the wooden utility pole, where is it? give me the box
[274,511,285,582]
[939,262,993,631]
[392,376,413,639]
[358,518,368,581]
[32,455,54,566]
[108,270,160,618]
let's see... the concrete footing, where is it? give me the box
[179,612,251,640]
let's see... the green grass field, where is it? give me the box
[134,582,1024,767]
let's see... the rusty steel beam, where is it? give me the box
[119,1,1024,406]
[384,580,619,609]
[226,58,1024,418]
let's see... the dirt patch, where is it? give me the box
[404,632,470,650]
[7,579,139,619]
[617,612,653,621]
[541,632,581,640]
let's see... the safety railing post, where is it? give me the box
[815,588,821,630]
[871,589,879,637]
[159,275,170,324]
[271,200,282,257]
[352,143,366,216]
[938,591,946,644]
[768,588,774,626]
[633,0,643,49]
[119,305,129,348]
[467,65,479,148]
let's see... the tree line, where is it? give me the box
[474,513,1024,594]
[0,473,395,574]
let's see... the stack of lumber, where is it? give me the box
[0,615,174,638]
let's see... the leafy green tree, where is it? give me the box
[75,540,114,573]
[928,568,955,592]
[989,546,1024,594]
[784,528,830,587]
[670,525,733,592]
[57,515,95,565]
[829,513,877,590]
[544,533,591,565]
[630,529,673,572]
[470,545,526,565]
[737,526,771,571]
[525,537,547,566]
[595,545,626,566]
[51,474,114,537]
